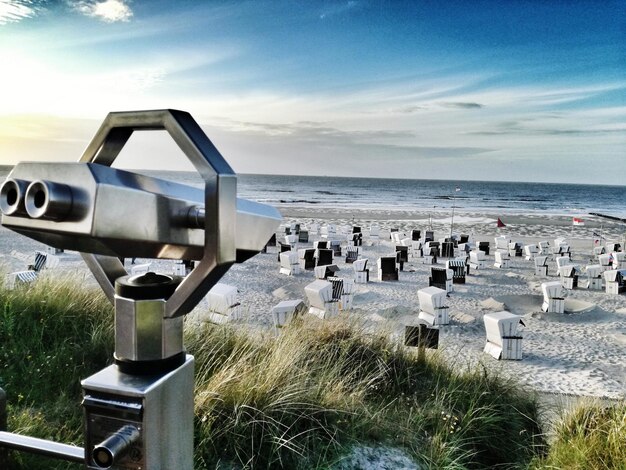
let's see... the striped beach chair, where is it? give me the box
[446,259,467,283]
[5,270,39,290]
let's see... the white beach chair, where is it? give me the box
[45,246,64,255]
[494,236,509,251]
[204,283,242,324]
[555,256,574,272]
[581,264,603,290]
[541,281,565,313]
[559,265,580,290]
[603,269,626,295]
[369,224,380,242]
[483,311,524,360]
[391,232,404,244]
[320,224,336,239]
[284,234,298,249]
[494,250,510,269]
[469,250,487,270]
[552,238,570,258]
[508,241,523,258]
[417,286,449,326]
[353,258,369,283]
[271,299,305,331]
[5,270,39,290]
[605,242,621,253]
[314,264,339,280]
[305,279,339,319]
[328,276,355,310]
[173,260,187,276]
[534,256,549,276]
[280,251,301,276]
[612,252,626,269]
[524,244,539,261]
[538,241,551,256]
[457,242,472,256]
[411,240,423,258]
[598,253,613,271]
[130,262,152,276]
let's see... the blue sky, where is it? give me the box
[0,0,624,184]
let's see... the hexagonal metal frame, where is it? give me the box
[79,109,237,318]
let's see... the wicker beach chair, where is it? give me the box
[429,267,453,293]
[377,256,399,281]
[446,259,466,283]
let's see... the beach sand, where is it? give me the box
[1,208,625,404]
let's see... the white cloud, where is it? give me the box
[319,1,357,19]
[72,0,132,23]
[0,0,38,25]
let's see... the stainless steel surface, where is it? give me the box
[114,297,183,362]
[82,356,194,470]
[0,431,85,463]
[0,109,281,319]
[1,162,279,260]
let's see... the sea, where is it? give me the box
[1,165,625,219]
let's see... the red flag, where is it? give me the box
[572,217,584,226]
[497,218,506,228]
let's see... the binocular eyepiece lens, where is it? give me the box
[93,447,114,468]
[5,187,17,206]
[0,178,28,216]
[25,180,73,221]
[92,424,140,468]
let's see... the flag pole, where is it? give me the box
[450,196,455,239]
[601,223,604,246]
[450,187,459,239]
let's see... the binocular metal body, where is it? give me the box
[0,109,282,469]
[1,161,279,261]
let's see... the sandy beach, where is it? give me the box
[1,208,625,401]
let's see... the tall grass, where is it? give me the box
[0,272,114,469]
[531,400,626,470]
[1,276,547,469]
[189,317,545,468]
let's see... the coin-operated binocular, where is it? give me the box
[0,110,282,469]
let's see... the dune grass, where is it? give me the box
[0,273,113,469]
[531,400,626,470]
[189,318,545,469]
[0,275,580,469]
